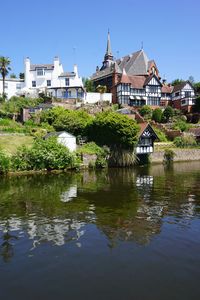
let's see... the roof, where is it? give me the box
[106,30,112,57]
[91,49,154,80]
[59,72,75,78]
[138,123,159,140]
[172,81,193,93]
[143,74,162,87]
[162,85,173,93]
[30,64,54,71]
[44,131,76,139]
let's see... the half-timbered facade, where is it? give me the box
[172,81,196,112]
[116,72,162,107]
[136,123,158,154]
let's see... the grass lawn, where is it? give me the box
[0,135,33,155]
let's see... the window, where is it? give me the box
[4,83,8,89]
[16,83,21,90]
[47,80,51,87]
[36,68,45,76]
[185,91,191,98]
[147,97,160,106]
[175,92,180,97]
[32,81,36,87]
[65,78,69,86]
[148,85,159,93]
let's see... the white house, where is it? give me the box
[0,78,24,99]
[44,131,76,152]
[22,56,85,100]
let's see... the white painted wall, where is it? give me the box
[0,78,24,99]
[57,132,76,152]
[84,92,112,104]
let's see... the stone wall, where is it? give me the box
[150,149,200,163]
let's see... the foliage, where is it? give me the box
[0,56,11,100]
[194,82,200,94]
[109,148,138,167]
[77,142,104,155]
[174,135,197,148]
[10,73,16,78]
[171,79,184,86]
[162,106,174,122]
[87,111,139,149]
[0,118,26,133]
[0,135,33,155]
[152,108,162,123]
[39,106,65,125]
[152,127,168,142]
[0,150,10,174]
[186,113,200,124]
[19,73,25,79]
[193,96,200,113]
[11,137,76,171]
[0,96,44,114]
[164,149,175,164]
[52,109,93,136]
[172,120,191,132]
[83,78,95,92]
[138,105,152,119]
[96,85,107,93]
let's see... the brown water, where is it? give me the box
[0,162,200,300]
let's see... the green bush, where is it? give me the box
[0,150,10,174]
[77,142,104,155]
[87,111,139,150]
[138,105,152,119]
[164,149,175,164]
[152,108,163,123]
[162,106,174,122]
[11,138,77,171]
[174,135,197,148]
[152,127,168,142]
[172,120,191,132]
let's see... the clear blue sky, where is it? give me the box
[1,0,200,82]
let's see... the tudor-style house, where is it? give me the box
[171,81,196,112]
[136,123,158,155]
[91,32,197,110]
[91,31,163,106]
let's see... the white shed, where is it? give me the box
[45,131,76,152]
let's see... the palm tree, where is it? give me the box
[0,56,11,100]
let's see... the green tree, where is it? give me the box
[0,56,11,100]
[152,108,163,123]
[83,78,95,92]
[171,79,184,86]
[162,106,174,122]
[188,76,195,84]
[194,82,200,94]
[138,105,152,119]
[87,111,139,149]
[10,73,16,79]
[52,109,93,136]
[19,72,25,79]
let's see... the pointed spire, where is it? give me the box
[106,29,112,56]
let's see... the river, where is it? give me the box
[0,162,200,300]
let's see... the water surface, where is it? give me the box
[0,162,200,300]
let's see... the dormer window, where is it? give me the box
[37,68,45,76]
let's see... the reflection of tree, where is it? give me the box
[0,220,18,263]
[0,163,200,256]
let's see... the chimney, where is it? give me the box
[24,57,31,88]
[73,64,78,77]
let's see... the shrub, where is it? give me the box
[152,127,168,142]
[164,149,175,164]
[87,111,139,149]
[152,108,163,123]
[0,150,10,174]
[162,106,174,122]
[172,120,191,132]
[174,135,197,148]
[11,138,76,171]
[138,105,152,119]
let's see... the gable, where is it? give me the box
[182,83,194,91]
[139,124,158,140]
[147,76,162,86]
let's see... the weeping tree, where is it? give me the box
[0,56,11,100]
[87,111,140,167]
